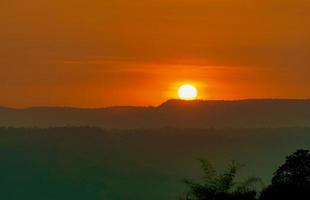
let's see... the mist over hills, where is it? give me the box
[0,127,309,200]
[1,100,310,200]
[1,99,310,128]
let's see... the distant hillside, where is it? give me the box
[0,127,309,200]
[1,99,310,128]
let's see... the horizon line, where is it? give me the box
[1,98,310,110]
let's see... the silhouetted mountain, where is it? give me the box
[1,99,310,128]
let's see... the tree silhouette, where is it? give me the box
[272,149,310,187]
[260,149,310,200]
[181,160,261,200]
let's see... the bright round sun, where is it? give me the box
[178,84,198,100]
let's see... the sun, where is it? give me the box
[178,84,198,100]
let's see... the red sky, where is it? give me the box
[1,0,310,107]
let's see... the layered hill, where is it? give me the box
[1,99,310,128]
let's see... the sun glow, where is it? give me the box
[178,84,198,100]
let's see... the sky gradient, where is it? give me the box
[1,0,310,107]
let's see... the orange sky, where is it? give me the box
[1,0,310,107]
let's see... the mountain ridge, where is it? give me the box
[1,99,310,128]
[2,98,310,110]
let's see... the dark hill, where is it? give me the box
[1,99,310,128]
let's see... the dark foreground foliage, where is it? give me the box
[182,149,310,200]
[260,149,310,200]
[180,160,261,200]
